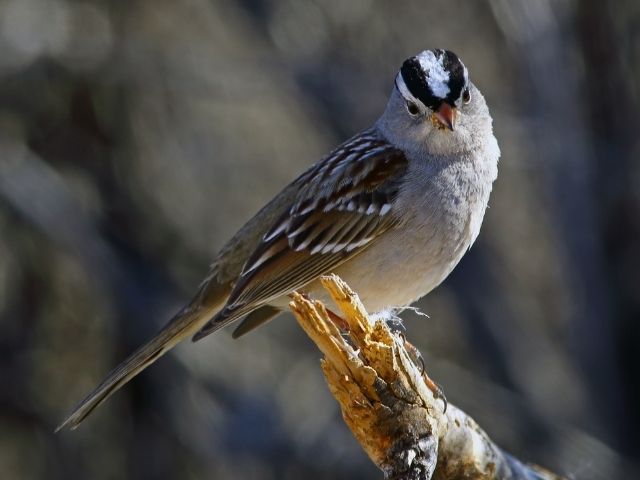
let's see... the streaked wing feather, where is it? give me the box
[231,211,392,309]
[196,129,409,335]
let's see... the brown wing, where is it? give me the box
[193,130,408,340]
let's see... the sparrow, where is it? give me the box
[57,49,499,431]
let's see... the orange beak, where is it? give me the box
[433,103,456,131]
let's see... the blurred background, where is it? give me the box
[0,0,638,478]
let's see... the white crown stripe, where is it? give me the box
[416,50,450,99]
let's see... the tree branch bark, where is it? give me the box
[288,274,565,480]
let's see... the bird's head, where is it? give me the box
[379,49,492,157]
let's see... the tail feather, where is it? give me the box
[56,303,218,432]
[192,303,254,342]
[232,305,281,339]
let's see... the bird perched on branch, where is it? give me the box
[57,49,499,431]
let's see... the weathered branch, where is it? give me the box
[289,275,565,480]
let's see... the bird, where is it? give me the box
[57,49,500,431]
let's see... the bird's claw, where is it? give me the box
[396,331,447,413]
[431,380,447,413]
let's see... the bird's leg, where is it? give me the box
[326,308,350,333]
[398,333,447,412]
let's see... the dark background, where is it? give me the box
[0,1,638,479]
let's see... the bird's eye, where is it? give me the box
[406,101,420,116]
[462,88,471,104]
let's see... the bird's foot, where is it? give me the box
[398,333,447,413]
[327,308,350,333]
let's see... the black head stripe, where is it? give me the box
[400,56,439,110]
[399,50,468,109]
[440,50,466,106]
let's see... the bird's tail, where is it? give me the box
[56,300,221,432]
